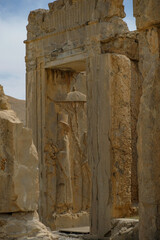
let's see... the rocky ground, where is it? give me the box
[0,212,58,240]
[54,218,139,240]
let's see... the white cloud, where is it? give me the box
[0,16,27,99]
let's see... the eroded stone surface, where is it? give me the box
[110,54,132,218]
[133,0,160,29]
[137,27,160,240]
[101,31,141,206]
[0,85,38,212]
[27,0,125,40]
[0,110,39,213]
[101,31,139,61]
[0,85,10,110]
[0,212,58,240]
[110,218,139,240]
[48,0,125,20]
[130,61,142,204]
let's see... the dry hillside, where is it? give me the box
[7,95,26,125]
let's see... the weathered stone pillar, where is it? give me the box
[101,33,140,212]
[134,0,160,239]
[110,54,132,218]
[87,54,112,238]
[26,56,46,222]
[87,53,131,238]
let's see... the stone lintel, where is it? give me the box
[101,31,139,61]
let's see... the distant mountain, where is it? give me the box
[7,96,26,125]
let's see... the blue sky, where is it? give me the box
[0,0,136,100]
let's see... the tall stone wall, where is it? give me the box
[133,0,160,239]
[101,31,141,208]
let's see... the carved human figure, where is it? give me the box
[55,88,90,214]
[56,110,73,213]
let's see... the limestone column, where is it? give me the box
[87,54,112,238]
[134,0,160,239]
[87,53,131,238]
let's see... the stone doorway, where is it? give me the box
[40,59,92,230]
[26,54,140,233]
[44,55,139,235]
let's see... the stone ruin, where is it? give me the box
[0,85,57,239]
[0,0,160,239]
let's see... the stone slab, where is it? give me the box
[59,226,90,234]
[0,212,58,240]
